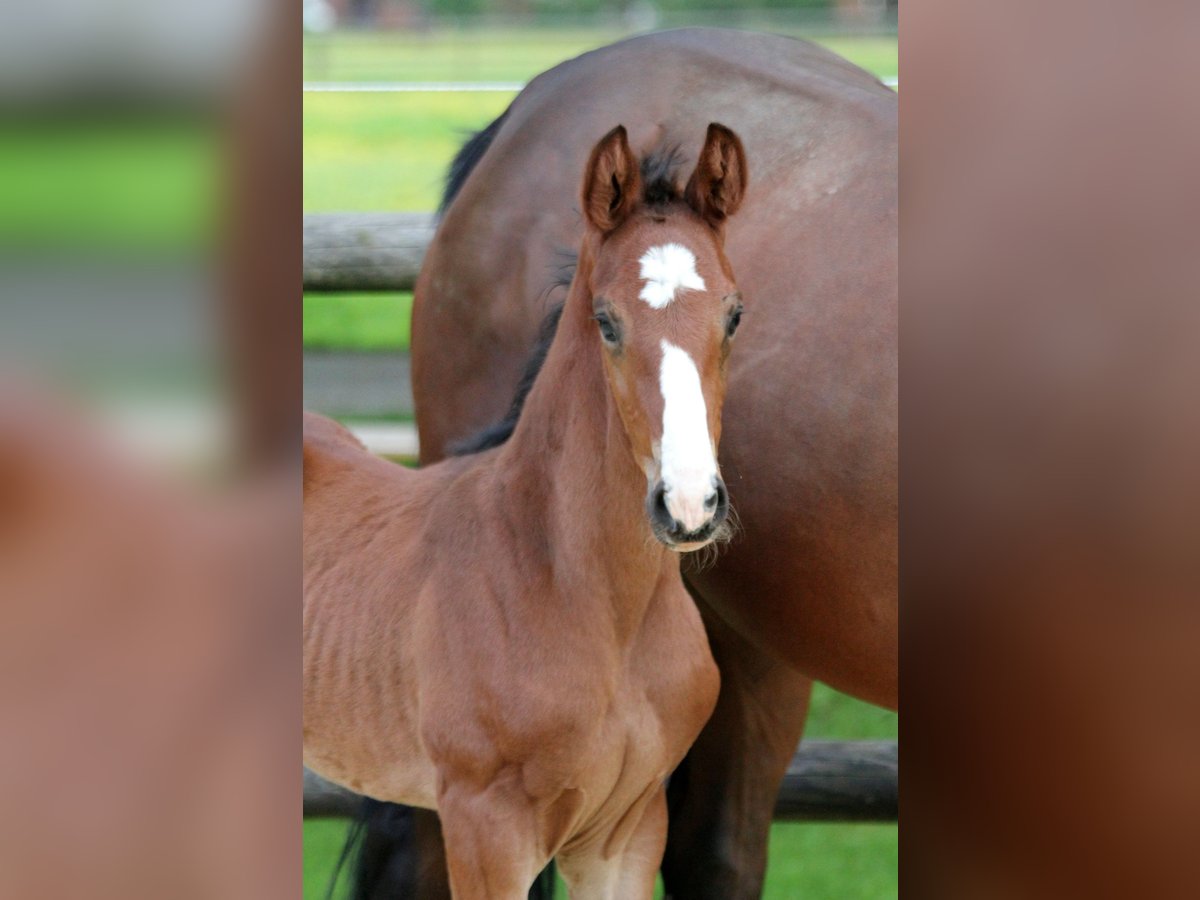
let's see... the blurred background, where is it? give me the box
[0,1,301,897]
[302,3,897,898]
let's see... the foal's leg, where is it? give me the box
[349,805,556,900]
[661,605,812,900]
[613,787,669,899]
[558,788,667,900]
[438,781,548,900]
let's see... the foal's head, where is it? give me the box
[579,123,748,552]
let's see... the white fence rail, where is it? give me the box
[304,81,526,92]
[304,76,896,92]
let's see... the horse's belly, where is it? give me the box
[304,728,439,810]
[303,593,435,807]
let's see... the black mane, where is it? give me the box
[439,107,511,214]
[449,302,566,456]
[640,144,686,206]
[443,114,685,217]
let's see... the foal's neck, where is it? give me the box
[498,260,675,619]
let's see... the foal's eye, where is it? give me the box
[593,312,620,345]
[726,306,744,339]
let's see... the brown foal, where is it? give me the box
[304,123,749,899]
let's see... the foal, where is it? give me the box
[304,123,749,899]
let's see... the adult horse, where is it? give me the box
[356,28,897,899]
[307,123,752,898]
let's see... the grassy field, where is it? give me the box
[303,29,896,214]
[0,117,217,250]
[303,28,896,347]
[304,292,414,350]
[304,91,511,213]
[304,28,897,85]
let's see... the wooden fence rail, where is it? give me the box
[304,739,896,823]
[304,212,436,291]
[773,739,897,822]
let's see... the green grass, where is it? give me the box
[305,28,633,84]
[304,92,511,212]
[806,681,898,740]
[305,819,358,900]
[0,117,217,250]
[764,822,897,899]
[304,292,414,350]
[811,35,898,80]
[303,683,896,899]
[305,819,897,899]
[303,29,896,84]
[303,31,895,214]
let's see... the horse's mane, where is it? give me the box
[439,107,511,214]
[442,112,685,217]
[640,144,687,207]
[449,300,566,456]
[447,145,689,457]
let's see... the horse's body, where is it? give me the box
[416,27,896,703]
[306,124,753,898]
[402,28,897,898]
[304,410,716,893]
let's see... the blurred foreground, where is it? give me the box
[0,0,300,897]
[903,0,1200,895]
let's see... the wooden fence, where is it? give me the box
[304,739,897,823]
[304,213,435,291]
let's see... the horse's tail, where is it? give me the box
[332,798,558,899]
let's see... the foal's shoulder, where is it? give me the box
[303,411,374,498]
[303,410,365,453]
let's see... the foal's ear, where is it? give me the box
[684,123,748,229]
[582,125,642,234]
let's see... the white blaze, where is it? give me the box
[658,340,718,532]
[639,243,706,309]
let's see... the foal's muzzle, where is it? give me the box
[647,476,729,550]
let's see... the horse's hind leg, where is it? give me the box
[348,803,452,900]
[438,781,548,900]
[661,604,811,900]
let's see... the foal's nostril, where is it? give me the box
[649,479,728,544]
[649,482,677,531]
[712,478,729,521]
